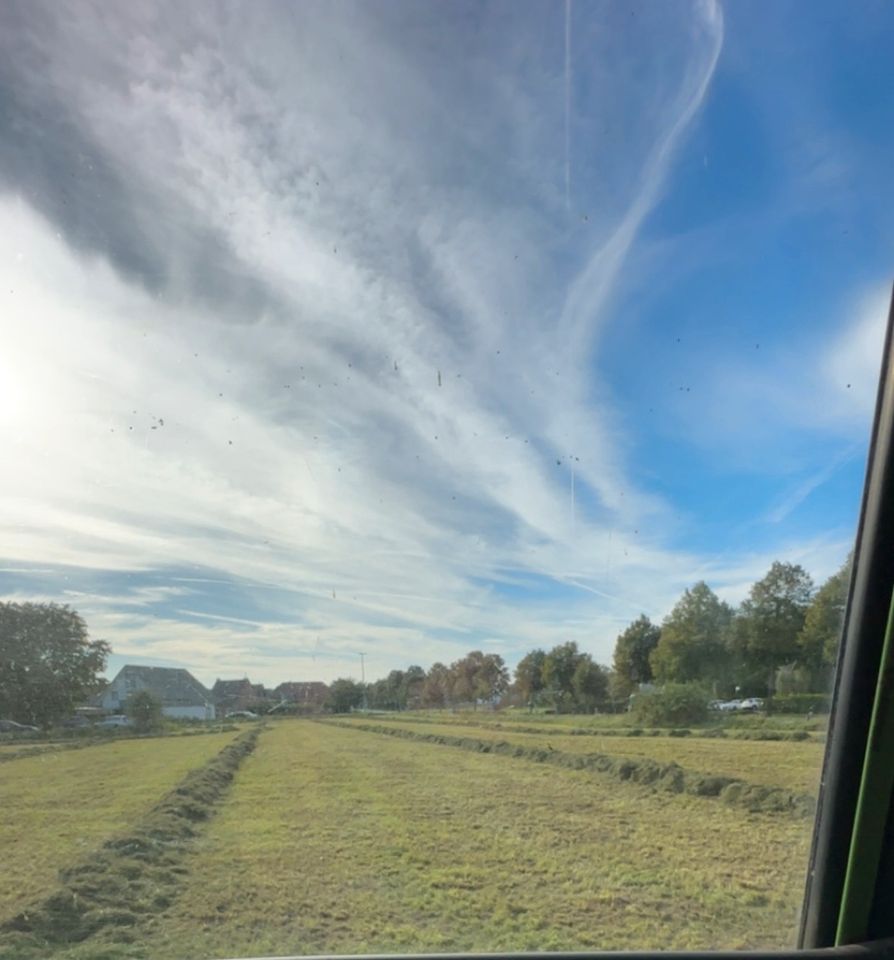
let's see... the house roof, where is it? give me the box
[112,665,211,707]
[212,678,254,696]
[274,681,329,702]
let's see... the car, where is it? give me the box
[0,718,40,733]
[227,710,259,720]
[716,699,742,712]
[96,714,131,727]
[60,715,90,728]
[738,697,765,712]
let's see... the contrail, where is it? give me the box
[564,0,572,211]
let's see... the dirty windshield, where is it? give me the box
[1,1,893,957]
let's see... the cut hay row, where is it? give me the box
[0,726,263,958]
[354,713,817,742]
[324,720,816,818]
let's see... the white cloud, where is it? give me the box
[821,286,889,418]
[2,1,855,686]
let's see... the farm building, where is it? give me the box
[100,665,216,720]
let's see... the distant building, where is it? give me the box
[274,681,329,711]
[212,678,257,715]
[101,665,215,720]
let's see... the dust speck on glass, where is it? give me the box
[1,1,892,957]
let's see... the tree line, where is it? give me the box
[610,557,849,702]
[326,556,849,713]
[0,555,850,725]
[325,643,613,714]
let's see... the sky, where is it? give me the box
[1,0,892,689]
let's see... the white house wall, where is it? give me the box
[162,705,216,721]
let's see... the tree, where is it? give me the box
[448,651,509,707]
[126,690,163,733]
[473,653,509,704]
[421,662,451,708]
[571,657,609,712]
[448,654,478,704]
[514,649,546,710]
[611,615,661,698]
[541,642,608,712]
[798,557,850,681]
[0,602,110,728]
[402,665,426,709]
[325,678,364,713]
[650,583,733,687]
[733,561,814,694]
[541,641,582,710]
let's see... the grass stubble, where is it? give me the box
[0,717,818,958]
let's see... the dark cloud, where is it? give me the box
[0,1,277,324]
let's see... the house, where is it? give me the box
[101,665,216,720]
[274,681,329,711]
[213,678,260,716]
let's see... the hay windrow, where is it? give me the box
[1,727,262,955]
[323,720,816,818]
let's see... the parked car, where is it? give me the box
[60,715,90,728]
[0,718,40,733]
[716,699,742,712]
[227,710,259,720]
[96,714,131,728]
[738,697,765,712]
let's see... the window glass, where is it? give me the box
[1,1,892,956]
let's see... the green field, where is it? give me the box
[0,732,239,922]
[335,716,825,794]
[1,718,822,958]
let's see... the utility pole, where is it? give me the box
[359,652,367,711]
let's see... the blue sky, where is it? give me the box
[0,0,891,687]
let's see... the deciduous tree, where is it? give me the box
[798,557,850,679]
[325,678,364,713]
[421,662,451,708]
[611,615,660,698]
[650,583,733,686]
[733,562,813,694]
[514,649,546,709]
[126,690,163,733]
[0,602,109,728]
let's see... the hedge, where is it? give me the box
[766,694,831,715]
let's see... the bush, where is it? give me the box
[630,684,709,727]
[766,693,830,715]
[124,691,163,733]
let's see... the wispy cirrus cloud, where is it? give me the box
[0,0,871,686]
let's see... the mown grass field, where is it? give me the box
[397,710,828,734]
[146,721,813,955]
[0,732,238,922]
[336,717,825,794]
[1,717,824,958]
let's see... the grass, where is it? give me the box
[132,720,812,957]
[0,731,239,924]
[1,729,263,960]
[337,716,825,794]
[0,717,825,957]
[382,709,827,737]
